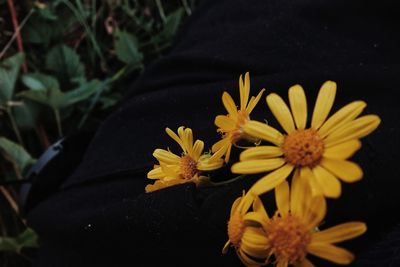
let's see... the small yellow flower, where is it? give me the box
[146,126,224,192]
[225,172,367,266]
[232,81,381,198]
[222,192,268,267]
[211,72,265,163]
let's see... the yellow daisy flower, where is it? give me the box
[146,126,224,192]
[226,172,367,266]
[222,191,268,266]
[232,81,381,198]
[211,72,265,163]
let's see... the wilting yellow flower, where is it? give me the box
[211,72,265,163]
[232,81,381,198]
[222,191,268,266]
[146,126,224,192]
[224,172,367,266]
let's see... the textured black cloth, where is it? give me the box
[26,0,400,266]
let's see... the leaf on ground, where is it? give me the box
[45,45,85,83]
[22,72,60,91]
[0,228,39,252]
[0,137,36,175]
[0,53,25,106]
[114,30,143,66]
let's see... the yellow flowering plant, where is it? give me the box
[223,175,367,267]
[146,73,380,266]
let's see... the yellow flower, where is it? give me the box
[222,191,268,267]
[146,126,224,192]
[211,72,265,163]
[225,172,367,266]
[232,81,381,198]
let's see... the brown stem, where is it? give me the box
[36,124,51,150]
[0,186,19,215]
[7,0,27,73]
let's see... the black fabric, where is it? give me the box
[26,0,400,266]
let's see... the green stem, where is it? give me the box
[181,0,192,15]
[6,107,23,146]
[155,0,166,22]
[208,174,247,186]
[53,108,63,138]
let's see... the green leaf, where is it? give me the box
[0,53,25,106]
[0,137,36,175]
[114,30,143,66]
[159,8,184,42]
[45,45,85,83]
[0,228,39,252]
[63,79,102,107]
[18,87,65,109]
[36,6,58,20]
[22,72,60,91]
[13,100,41,130]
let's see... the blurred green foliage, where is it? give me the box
[0,0,195,265]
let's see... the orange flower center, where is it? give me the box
[180,155,198,179]
[227,213,245,247]
[266,214,311,264]
[282,129,324,167]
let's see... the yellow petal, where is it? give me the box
[267,93,296,134]
[240,146,283,160]
[215,115,236,132]
[182,127,194,154]
[197,155,223,171]
[246,88,266,114]
[275,181,290,215]
[161,164,180,179]
[240,72,250,110]
[241,227,269,258]
[289,85,307,130]
[243,212,268,227]
[212,137,229,152]
[250,164,294,195]
[225,142,233,163]
[147,167,164,179]
[320,158,363,182]
[323,139,361,160]
[209,146,228,163]
[290,169,307,216]
[153,149,180,164]
[301,180,326,228]
[222,91,238,116]
[253,196,270,221]
[244,120,284,145]
[312,222,367,243]
[311,81,337,129]
[307,243,354,265]
[317,101,366,138]
[230,196,243,216]
[238,192,255,214]
[231,158,285,174]
[312,165,341,198]
[324,115,381,147]
[192,140,204,160]
[165,127,184,151]
[222,240,231,254]
[301,167,323,197]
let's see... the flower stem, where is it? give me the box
[209,174,247,186]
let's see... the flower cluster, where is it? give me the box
[146,73,380,266]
